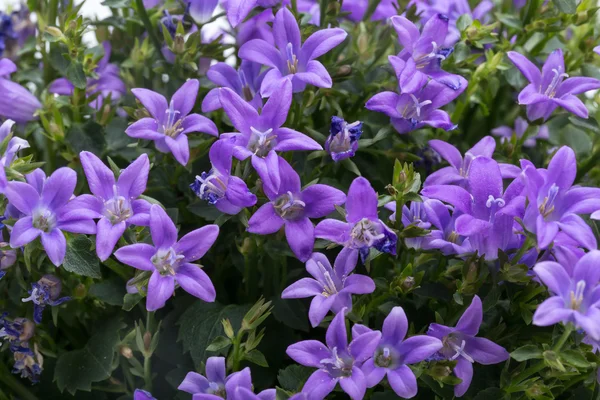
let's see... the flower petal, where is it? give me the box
[5,181,40,214]
[131,88,168,121]
[10,216,40,247]
[456,295,482,336]
[286,340,330,368]
[125,118,162,140]
[465,337,509,365]
[96,218,126,261]
[388,365,418,399]
[176,263,216,302]
[238,39,282,70]
[339,367,366,400]
[171,79,199,118]
[181,114,218,136]
[149,204,178,248]
[300,28,347,62]
[453,357,473,397]
[80,151,115,199]
[398,335,443,364]
[114,243,156,271]
[118,153,149,199]
[285,218,315,262]
[41,228,67,266]
[507,51,541,86]
[346,177,378,223]
[248,203,284,234]
[282,278,323,298]
[41,167,77,210]
[174,225,219,262]
[146,272,175,311]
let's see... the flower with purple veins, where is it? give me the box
[5,167,98,266]
[286,309,381,400]
[22,275,70,324]
[424,136,521,187]
[115,204,219,311]
[239,7,347,96]
[354,307,442,398]
[202,61,265,112]
[507,49,600,121]
[127,79,218,166]
[315,177,397,263]
[79,151,152,261]
[533,251,600,340]
[190,139,257,215]
[0,58,41,122]
[218,79,321,193]
[522,146,600,250]
[427,295,509,397]
[422,156,525,260]
[491,116,549,148]
[366,79,462,134]
[325,116,362,162]
[248,157,346,261]
[282,251,374,327]
[390,14,465,92]
[134,389,156,400]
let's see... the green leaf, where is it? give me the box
[341,158,361,176]
[553,0,577,13]
[88,280,126,306]
[473,387,506,400]
[66,62,87,89]
[456,14,473,32]
[560,349,591,368]
[511,345,543,362]
[122,293,143,311]
[277,365,313,392]
[178,302,249,368]
[272,298,309,333]
[101,0,131,6]
[205,336,231,352]
[63,235,101,279]
[244,349,269,367]
[569,116,600,134]
[54,318,124,394]
[66,121,106,156]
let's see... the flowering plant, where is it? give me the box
[1,0,600,399]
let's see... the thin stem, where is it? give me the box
[143,311,154,392]
[43,0,60,84]
[552,325,573,352]
[135,0,166,61]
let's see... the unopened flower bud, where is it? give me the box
[143,331,152,352]
[120,346,133,359]
[45,27,63,38]
[401,276,415,291]
[174,35,185,54]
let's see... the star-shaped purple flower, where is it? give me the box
[134,389,156,400]
[202,61,265,112]
[315,177,397,263]
[533,251,600,340]
[282,251,374,327]
[491,116,549,148]
[5,167,97,266]
[127,79,218,165]
[114,204,219,311]
[508,49,600,121]
[355,307,443,398]
[248,157,345,261]
[239,7,347,96]
[218,79,321,193]
[325,116,362,162]
[427,295,509,397]
[287,310,381,400]
[79,151,152,261]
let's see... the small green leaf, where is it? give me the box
[122,293,143,311]
[278,365,313,392]
[511,345,543,362]
[66,62,87,89]
[63,235,101,279]
[89,280,126,306]
[560,349,591,368]
[206,336,232,352]
[553,0,577,13]
[243,349,269,367]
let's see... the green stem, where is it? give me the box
[231,330,245,371]
[512,236,534,264]
[135,0,166,61]
[43,0,59,84]
[143,311,154,392]
[552,325,573,352]
[0,365,39,400]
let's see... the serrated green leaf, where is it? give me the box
[63,235,101,279]
[66,62,87,89]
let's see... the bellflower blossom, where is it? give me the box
[424,136,521,187]
[532,251,600,340]
[0,12,17,57]
[0,119,29,192]
[226,0,281,27]
[12,344,43,382]
[5,167,97,266]
[0,58,41,122]
[390,14,465,92]
[422,157,525,260]
[282,251,374,327]
[239,7,347,96]
[366,79,463,134]
[427,296,509,397]
[127,79,218,166]
[114,204,219,311]
[507,49,600,121]
[134,389,156,400]
[522,146,600,250]
[315,177,397,263]
[354,307,442,398]
[202,61,265,112]
[325,116,362,162]
[491,116,549,148]
[218,79,321,193]
[0,313,34,349]
[385,200,431,250]
[286,310,381,400]
[78,151,152,261]
[190,138,257,215]
[22,275,70,324]
[236,9,274,46]
[248,157,345,261]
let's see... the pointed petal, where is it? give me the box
[282,278,323,298]
[171,79,199,117]
[9,216,40,247]
[339,367,366,400]
[248,203,284,234]
[118,153,149,199]
[465,337,509,365]
[146,272,174,311]
[114,243,156,271]
[302,184,346,218]
[181,114,218,136]
[41,167,77,209]
[150,204,178,248]
[96,218,126,261]
[80,151,115,199]
[398,335,443,364]
[238,39,282,69]
[176,263,216,302]
[532,261,570,295]
[300,28,347,62]
[507,51,541,86]
[532,296,572,326]
[346,177,378,223]
[285,218,315,262]
[131,88,168,120]
[5,181,40,214]
[260,79,292,128]
[453,357,473,397]
[219,87,259,133]
[41,229,67,266]
[175,225,219,262]
[388,365,418,399]
[429,139,462,170]
[286,340,330,368]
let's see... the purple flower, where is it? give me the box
[188,0,219,24]
[79,151,152,261]
[533,251,600,340]
[49,42,126,110]
[315,177,397,263]
[190,138,257,215]
[594,46,600,56]
[114,204,219,311]
[22,275,70,324]
[282,251,374,327]
[422,157,525,260]
[366,78,462,134]
[134,389,156,400]
[491,116,549,148]
[287,310,381,400]
[0,118,29,192]
[522,146,600,250]
[0,12,17,57]
[354,307,442,398]
[226,0,281,27]
[0,58,41,122]
[127,79,218,166]
[239,7,347,96]
[385,200,431,250]
[218,79,321,193]
[5,167,97,266]
[248,157,345,261]
[0,314,34,348]
[391,14,465,92]
[427,295,509,397]
[325,116,362,162]
[202,61,265,112]
[12,343,43,382]
[236,9,274,46]
[507,49,600,121]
